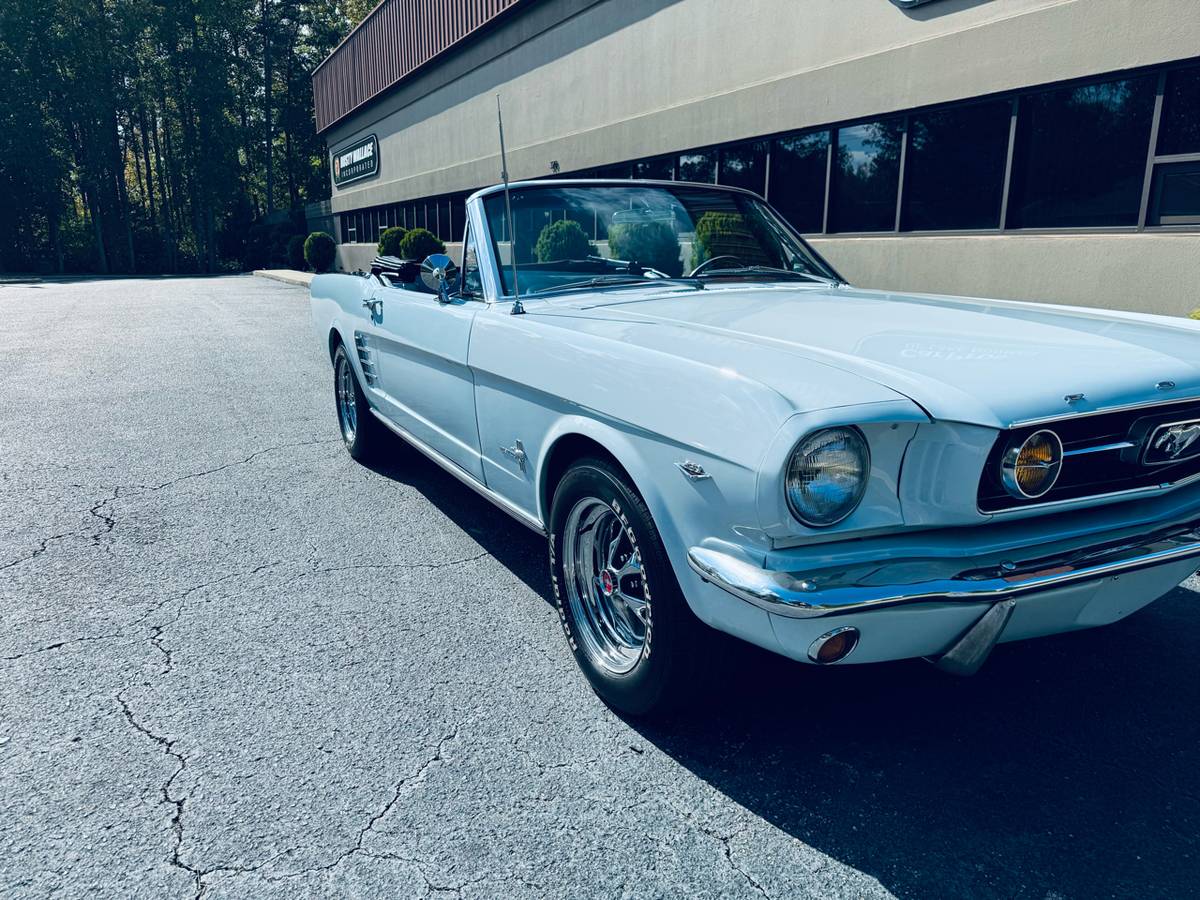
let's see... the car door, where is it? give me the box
[365,237,484,480]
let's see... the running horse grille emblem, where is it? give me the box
[1145,421,1200,465]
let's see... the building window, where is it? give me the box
[718,142,767,196]
[633,156,673,180]
[1148,162,1200,226]
[596,163,632,179]
[831,119,904,232]
[677,150,716,184]
[769,131,829,234]
[1006,76,1156,228]
[901,100,1011,231]
[1157,66,1200,156]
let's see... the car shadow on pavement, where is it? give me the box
[631,591,1200,898]
[361,437,553,602]
[365,435,1199,897]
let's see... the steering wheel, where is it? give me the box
[688,255,745,277]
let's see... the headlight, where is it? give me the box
[1001,429,1063,499]
[785,427,870,527]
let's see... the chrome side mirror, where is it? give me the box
[420,254,460,304]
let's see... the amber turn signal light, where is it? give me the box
[808,626,860,664]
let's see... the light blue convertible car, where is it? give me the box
[311,179,1200,715]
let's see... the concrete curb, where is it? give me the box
[253,269,313,287]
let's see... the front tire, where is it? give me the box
[332,343,384,461]
[549,457,702,716]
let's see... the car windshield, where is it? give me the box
[481,183,839,296]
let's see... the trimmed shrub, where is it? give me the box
[286,234,307,270]
[304,232,336,273]
[691,211,780,271]
[397,227,445,261]
[378,226,408,257]
[534,219,593,263]
[606,221,682,277]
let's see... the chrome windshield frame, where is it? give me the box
[468,179,847,301]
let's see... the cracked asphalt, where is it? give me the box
[2,275,1199,899]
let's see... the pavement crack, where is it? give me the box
[0,486,121,571]
[276,726,461,880]
[116,690,203,896]
[661,797,771,899]
[87,487,121,547]
[133,562,282,675]
[296,552,490,580]
[2,629,124,662]
[145,439,339,492]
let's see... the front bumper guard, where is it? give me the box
[686,520,1200,620]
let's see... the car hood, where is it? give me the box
[543,284,1200,428]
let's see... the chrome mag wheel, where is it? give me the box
[335,353,357,444]
[562,497,651,675]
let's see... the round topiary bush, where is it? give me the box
[397,227,446,261]
[304,231,336,273]
[691,211,779,271]
[286,234,307,270]
[606,221,682,277]
[534,219,593,262]
[378,226,408,257]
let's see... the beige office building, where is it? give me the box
[314,0,1200,315]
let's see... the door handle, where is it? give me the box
[362,298,383,316]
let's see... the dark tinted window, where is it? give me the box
[1158,66,1200,156]
[769,132,829,233]
[719,142,767,195]
[678,151,716,183]
[1007,77,1156,227]
[1148,161,1200,225]
[596,163,632,178]
[831,120,904,232]
[633,157,673,180]
[901,100,1011,230]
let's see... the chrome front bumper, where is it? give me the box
[687,520,1200,619]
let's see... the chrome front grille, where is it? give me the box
[354,332,377,386]
[978,398,1200,513]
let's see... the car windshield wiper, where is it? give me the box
[694,266,828,282]
[531,275,704,295]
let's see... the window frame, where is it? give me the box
[333,57,1200,243]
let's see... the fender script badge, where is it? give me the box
[1145,421,1200,465]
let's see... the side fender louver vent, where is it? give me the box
[354,332,377,386]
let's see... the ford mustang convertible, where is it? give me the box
[311,179,1200,715]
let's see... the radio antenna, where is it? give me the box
[496,95,524,315]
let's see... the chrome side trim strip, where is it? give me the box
[984,467,1200,516]
[370,408,545,534]
[1062,441,1136,457]
[687,522,1200,619]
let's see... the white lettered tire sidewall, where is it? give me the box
[549,458,699,716]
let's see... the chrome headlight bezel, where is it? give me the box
[1000,428,1064,499]
[784,426,871,528]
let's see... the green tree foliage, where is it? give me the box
[534,219,593,262]
[378,226,408,256]
[304,231,335,272]
[287,234,307,269]
[691,212,780,270]
[0,0,362,274]
[397,228,445,261]
[606,222,682,277]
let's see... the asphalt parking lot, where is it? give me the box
[2,274,1199,899]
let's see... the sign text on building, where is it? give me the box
[332,134,378,187]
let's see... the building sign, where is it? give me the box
[332,134,378,187]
